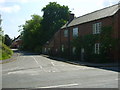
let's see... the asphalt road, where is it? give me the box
[2,51,119,88]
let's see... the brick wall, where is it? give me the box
[43,10,119,61]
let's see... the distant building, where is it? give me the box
[11,35,22,48]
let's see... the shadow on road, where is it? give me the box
[46,56,119,73]
[16,50,119,72]
[18,51,41,56]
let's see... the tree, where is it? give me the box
[21,15,43,52]
[0,15,13,60]
[41,2,70,42]
[0,27,5,43]
[4,34,12,46]
[21,2,70,52]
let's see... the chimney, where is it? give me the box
[69,13,74,22]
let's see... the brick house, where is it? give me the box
[11,35,22,48]
[42,30,61,56]
[43,3,120,62]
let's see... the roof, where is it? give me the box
[13,35,21,42]
[61,3,119,29]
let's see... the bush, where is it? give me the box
[71,26,116,63]
[34,46,42,53]
[0,43,13,60]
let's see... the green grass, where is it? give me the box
[0,43,13,60]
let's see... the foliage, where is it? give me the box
[0,27,4,43]
[41,2,70,42]
[100,26,116,54]
[4,34,12,46]
[72,34,98,57]
[21,15,43,52]
[60,48,69,59]
[21,2,70,52]
[0,43,13,60]
[72,26,116,63]
[0,15,13,60]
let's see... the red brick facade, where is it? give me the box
[11,36,22,48]
[43,4,120,62]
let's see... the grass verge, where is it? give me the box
[0,43,13,60]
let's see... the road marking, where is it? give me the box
[37,83,79,88]
[115,78,118,80]
[8,71,17,75]
[32,56,42,69]
[51,62,55,66]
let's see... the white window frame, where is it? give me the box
[64,30,68,37]
[44,48,47,52]
[73,27,78,37]
[48,48,50,51]
[95,43,100,54]
[93,22,102,34]
[56,48,58,52]
[72,47,76,54]
[61,45,64,52]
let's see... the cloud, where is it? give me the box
[0,0,5,3]
[0,0,39,3]
[0,0,28,3]
[102,0,119,6]
[108,0,119,5]
[0,5,21,13]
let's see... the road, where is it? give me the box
[2,51,119,88]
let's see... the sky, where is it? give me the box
[0,0,119,39]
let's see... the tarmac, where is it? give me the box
[41,54,119,67]
[0,50,119,68]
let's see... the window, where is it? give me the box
[95,43,100,54]
[72,47,76,54]
[56,48,58,52]
[93,22,102,34]
[48,48,50,51]
[61,45,64,52]
[64,30,68,37]
[44,48,47,52]
[73,27,78,37]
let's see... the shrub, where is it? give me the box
[0,43,13,60]
[71,26,117,63]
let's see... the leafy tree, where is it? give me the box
[0,16,13,60]
[41,2,70,43]
[21,15,43,52]
[4,34,12,46]
[0,27,4,43]
[21,2,70,52]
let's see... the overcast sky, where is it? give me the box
[0,0,119,38]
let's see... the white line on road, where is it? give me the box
[32,56,42,69]
[37,83,79,88]
[51,62,55,66]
